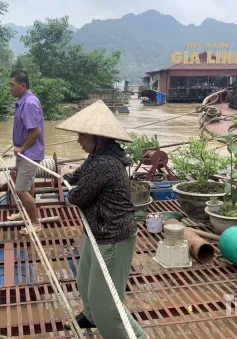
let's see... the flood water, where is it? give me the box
[0,95,227,167]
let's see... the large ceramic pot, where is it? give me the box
[205,207,237,234]
[172,181,226,223]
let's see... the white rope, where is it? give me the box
[197,104,222,131]
[0,157,85,339]
[36,158,57,179]
[16,153,138,339]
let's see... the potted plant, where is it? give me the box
[205,124,237,233]
[120,133,158,213]
[120,132,159,166]
[206,196,223,213]
[170,136,228,222]
[130,181,150,205]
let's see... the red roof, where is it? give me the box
[147,62,237,74]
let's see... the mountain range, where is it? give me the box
[4,10,237,79]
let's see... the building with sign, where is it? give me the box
[141,52,237,102]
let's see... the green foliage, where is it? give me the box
[120,133,159,165]
[21,16,73,77]
[0,66,12,121]
[0,2,15,41]
[115,91,130,104]
[13,54,41,79]
[217,202,237,217]
[31,77,71,120]
[54,45,121,99]
[11,16,122,119]
[0,38,14,68]
[209,196,219,204]
[0,2,15,121]
[216,120,237,210]
[169,136,229,187]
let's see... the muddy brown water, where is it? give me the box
[0,96,228,183]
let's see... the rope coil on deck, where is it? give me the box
[197,104,222,131]
[36,158,57,178]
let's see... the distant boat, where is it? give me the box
[138,89,166,106]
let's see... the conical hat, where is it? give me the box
[56,100,132,142]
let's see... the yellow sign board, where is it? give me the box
[171,42,236,64]
[185,42,230,49]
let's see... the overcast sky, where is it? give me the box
[1,0,237,27]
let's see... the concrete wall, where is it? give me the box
[160,75,169,94]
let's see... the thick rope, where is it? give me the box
[203,88,229,106]
[1,154,138,339]
[45,138,78,146]
[197,104,222,131]
[35,158,56,178]
[0,158,85,339]
[133,111,194,130]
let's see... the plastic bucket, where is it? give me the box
[219,226,237,265]
[146,217,163,233]
[150,182,178,201]
[0,249,34,285]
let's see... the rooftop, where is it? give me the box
[146,52,237,74]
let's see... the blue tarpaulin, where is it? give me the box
[156,92,166,104]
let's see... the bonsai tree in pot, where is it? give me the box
[169,136,229,222]
[205,125,237,234]
[120,133,160,213]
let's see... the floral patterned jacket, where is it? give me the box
[63,141,137,244]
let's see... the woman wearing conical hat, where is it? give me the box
[57,101,149,339]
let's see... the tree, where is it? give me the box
[0,38,13,68]
[0,2,15,41]
[0,2,15,121]
[0,65,13,121]
[21,16,73,77]
[18,16,121,119]
[20,16,121,99]
[56,45,121,97]
[14,54,41,80]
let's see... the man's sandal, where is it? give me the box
[19,225,42,235]
[7,213,22,221]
